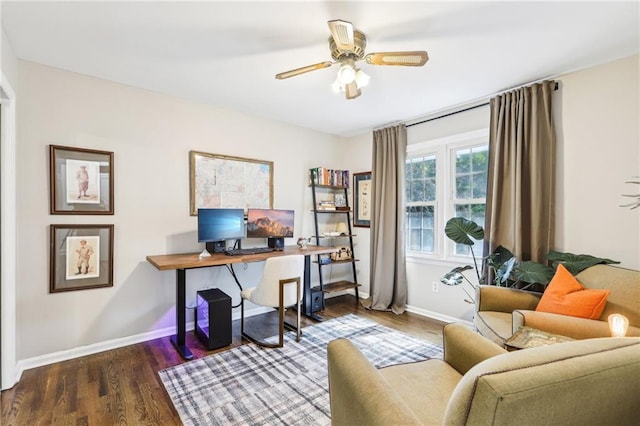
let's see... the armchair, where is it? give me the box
[475,264,640,346]
[328,322,640,425]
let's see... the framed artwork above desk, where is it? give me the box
[189,151,273,215]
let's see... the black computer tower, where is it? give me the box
[195,288,232,350]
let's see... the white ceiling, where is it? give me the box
[2,1,639,137]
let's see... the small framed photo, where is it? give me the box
[50,224,114,293]
[50,145,114,214]
[353,172,372,228]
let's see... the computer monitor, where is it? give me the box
[197,208,245,253]
[246,208,294,250]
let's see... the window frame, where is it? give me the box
[406,129,489,263]
[405,153,438,255]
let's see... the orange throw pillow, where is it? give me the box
[535,264,610,319]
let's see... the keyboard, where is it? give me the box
[224,247,275,256]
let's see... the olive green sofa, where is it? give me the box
[327,322,640,425]
[475,264,640,346]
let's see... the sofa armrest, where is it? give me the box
[476,285,541,313]
[327,338,422,426]
[443,323,506,375]
[513,310,613,339]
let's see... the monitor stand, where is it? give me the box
[268,237,285,251]
[206,241,226,254]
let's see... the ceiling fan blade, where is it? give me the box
[345,82,361,100]
[328,19,355,51]
[275,61,333,80]
[364,51,429,66]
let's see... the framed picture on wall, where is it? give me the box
[189,150,273,215]
[353,171,372,228]
[50,224,114,293]
[49,145,114,214]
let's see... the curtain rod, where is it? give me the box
[406,81,558,128]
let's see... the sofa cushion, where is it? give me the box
[536,264,609,319]
[380,359,462,425]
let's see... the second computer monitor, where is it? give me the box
[246,208,294,250]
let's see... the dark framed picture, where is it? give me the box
[49,145,114,214]
[353,171,372,228]
[189,150,273,215]
[50,224,114,293]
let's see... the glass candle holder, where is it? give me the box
[608,314,629,337]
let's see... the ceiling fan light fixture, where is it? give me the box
[275,19,428,100]
[337,63,356,85]
[354,68,370,88]
[331,79,343,93]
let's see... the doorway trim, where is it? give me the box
[1,73,17,390]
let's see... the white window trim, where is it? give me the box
[406,129,489,263]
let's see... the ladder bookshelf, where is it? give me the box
[309,168,360,311]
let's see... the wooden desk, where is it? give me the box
[147,245,335,360]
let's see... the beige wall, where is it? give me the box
[555,54,640,267]
[9,53,640,369]
[15,61,342,361]
[2,27,18,88]
[339,133,372,297]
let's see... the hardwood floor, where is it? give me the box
[1,295,446,425]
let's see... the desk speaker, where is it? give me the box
[195,288,232,350]
[311,287,324,313]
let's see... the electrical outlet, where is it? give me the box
[432,281,439,293]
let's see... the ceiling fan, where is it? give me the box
[275,19,429,100]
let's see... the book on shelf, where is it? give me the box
[310,167,350,187]
[317,201,336,211]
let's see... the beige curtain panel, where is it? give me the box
[362,124,408,314]
[485,80,556,264]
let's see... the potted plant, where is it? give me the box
[440,217,618,303]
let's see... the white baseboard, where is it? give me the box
[344,288,473,328]
[12,295,471,387]
[404,304,474,328]
[13,306,272,385]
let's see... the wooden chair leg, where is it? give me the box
[279,277,302,345]
[241,277,302,349]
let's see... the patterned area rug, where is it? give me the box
[159,314,443,425]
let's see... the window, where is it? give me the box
[406,155,436,253]
[405,130,488,260]
[452,145,488,255]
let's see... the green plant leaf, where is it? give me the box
[546,251,619,275]
[485,245,514,271]
[444,217,484,246]
[441,266,473,286]
[495,256,517,285]
[513,261,555,285]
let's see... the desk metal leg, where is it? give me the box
[170,268,193,360]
